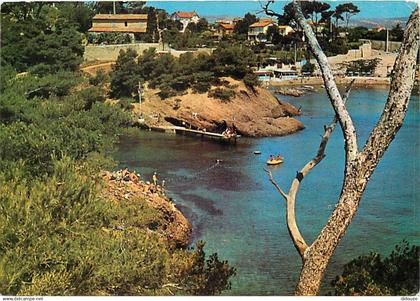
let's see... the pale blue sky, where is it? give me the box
[146,1,418,19]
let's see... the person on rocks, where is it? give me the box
[152,172,158,186]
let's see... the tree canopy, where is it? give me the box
[1,3,84,74]
[109,43,259,99]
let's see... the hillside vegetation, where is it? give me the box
[109,44,260,100]
[0,3,235,296]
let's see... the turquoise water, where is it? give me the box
[112,87,419,295]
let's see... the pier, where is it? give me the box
[149,125,240,143]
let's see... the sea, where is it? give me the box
[112,87,419,295]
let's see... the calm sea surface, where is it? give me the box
[112,87,419,295]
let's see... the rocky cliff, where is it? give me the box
[133,78,305,137]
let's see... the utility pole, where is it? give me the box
[113,1,116,15]
[294,42,297,66]
[138,81,142,106]
[386,28,389,52]
[138,81,144,122]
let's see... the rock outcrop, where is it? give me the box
[274,87,305,97]
[100,169,192,247]
[133,78,305,137]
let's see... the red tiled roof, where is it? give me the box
[220,23,235,30]
[249,20,274,28]
[92,14,148,20]
[173,11,198,18]
[88,27,147,33]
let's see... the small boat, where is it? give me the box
[267,156,284,165]
[254,151,262,155]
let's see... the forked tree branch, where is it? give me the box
[291,0,359,165]
[265,168,288,199]
[288,80,354,200]
[266,80,355,258]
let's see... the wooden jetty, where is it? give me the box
[149,125,240,143]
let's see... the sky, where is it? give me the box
[145,1,418,19]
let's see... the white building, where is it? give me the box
[278,25,294,36]
[248,19,275,42]
[171,11,200,33]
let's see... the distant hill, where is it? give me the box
[203,14,409,29]
[350,17,409,29]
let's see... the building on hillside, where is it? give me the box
[248,19,276,42]
[214,21,235,39]
[171,11,200,32]
[88,14,148,42]
[278,25,294,36]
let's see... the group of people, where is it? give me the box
[269,155,283,161]
[222,125,237,138]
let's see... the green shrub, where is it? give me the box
[118,98,134,111]
[158,85,177,99]
[192,81,211,93]
[110,49,142,98]
[331,241,419,296]
[208,88,236,101]
[89,70,108,86]
[301,61,315,75]
[242,72,260,89]
[0,64,17,93]
[77,86,106,110]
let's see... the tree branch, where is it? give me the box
[266,80,355,259]
[289,79,354,200]
[291,0,358,165]
[261,0,283,19]
[264,168,288,200]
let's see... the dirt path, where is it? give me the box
[80,61,115,76]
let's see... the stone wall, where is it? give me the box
[326,43,372,65]
[84,43,214,61]
[84,43,165,61]
[359,39,402,52]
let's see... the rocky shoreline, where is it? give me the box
[132,78,305,137]
[100,169,192,248]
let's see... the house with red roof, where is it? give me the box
[171,11,200,32]
[213,20,237,39]
[248,18,276,42]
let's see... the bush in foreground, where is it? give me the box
[331,241,419,296]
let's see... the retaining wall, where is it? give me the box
[84,43,165,61]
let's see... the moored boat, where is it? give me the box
[267,156,284,165]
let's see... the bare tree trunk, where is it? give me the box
[294,5,419,296]
[263,0,419,296]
